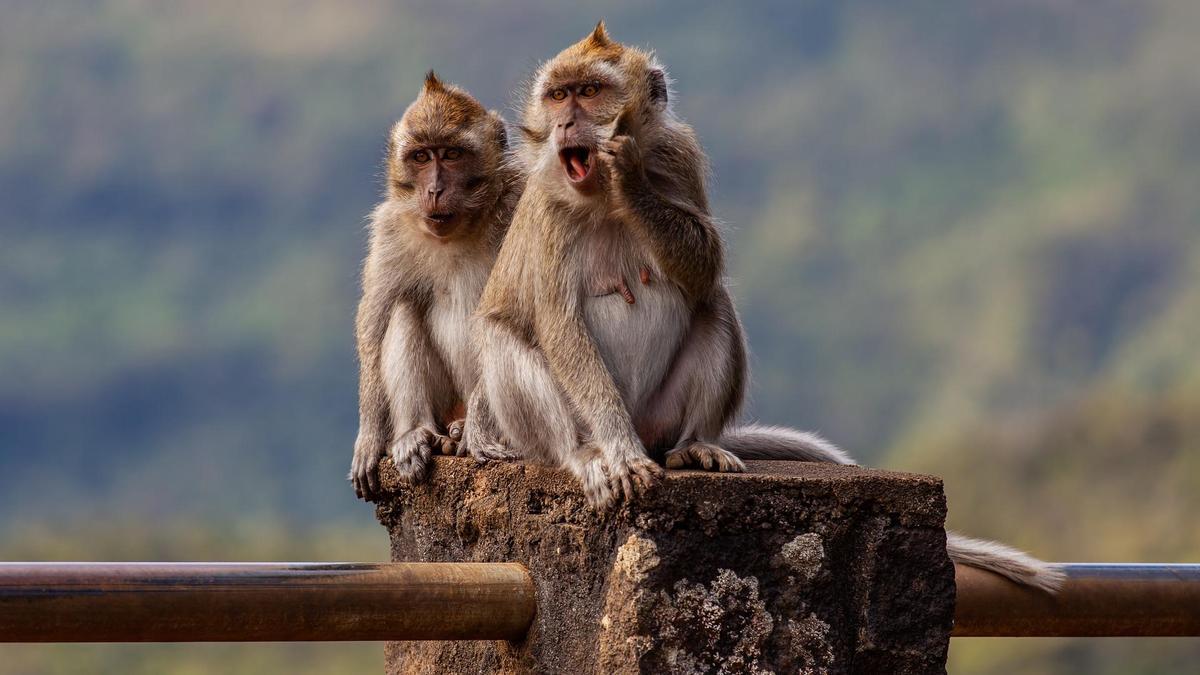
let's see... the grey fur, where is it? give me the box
[947,531,1066,593]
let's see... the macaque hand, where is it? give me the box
[390,426,441,485]
[600,133,648,198]
[350,431,388,500]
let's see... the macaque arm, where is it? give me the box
[605,137,724,303]
[533,256,641,451]
[354,267,396,449]
[375,299,443,433]
[351,254,440,495]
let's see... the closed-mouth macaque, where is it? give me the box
[464,23,851,510]
[350,72,518,500]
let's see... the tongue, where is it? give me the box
[570,155,587,179]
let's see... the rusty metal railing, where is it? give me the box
[953,562,1200,637]
[1,561,1197,642]
[0,562,535,642]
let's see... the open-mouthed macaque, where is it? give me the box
[463,23,850,510]
[350,72,518,500]
[462,24,1064,592]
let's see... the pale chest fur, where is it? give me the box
[426,253,492,398]
[579,220,690,410]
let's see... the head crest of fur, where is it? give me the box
[585,21,611,50]
[423,70,445,93]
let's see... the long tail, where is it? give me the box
[720,423,1064,593]
[946,531,1065,593]
[719,423,855,465]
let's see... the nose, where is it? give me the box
[557,115,577,145]
[426,163,445,206]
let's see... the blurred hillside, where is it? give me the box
[2,1,1199,672]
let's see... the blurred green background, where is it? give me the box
[2,1,1198,672]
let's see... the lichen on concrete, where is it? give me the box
[655,569,774,675]
[779,533,825,582]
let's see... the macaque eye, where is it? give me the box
[550,88,568,102]
[412,150,431,163]
[443,148,462,160]
[579,83,601,98]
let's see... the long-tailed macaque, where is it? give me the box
[463,24,1063,592]
[464,24,846,504]
[350,73,517,500]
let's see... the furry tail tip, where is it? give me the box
[947,531,1065,593]
[719,424,856,465]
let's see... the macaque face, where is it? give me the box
[540,77,619,194]
[400,143,482,239]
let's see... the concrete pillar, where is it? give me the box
[374,457,954,674]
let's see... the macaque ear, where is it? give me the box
[648,68,668,105]
[490,111,508,150]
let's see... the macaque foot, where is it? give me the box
[605,452,664,506]
[470,443,520,464]
[579,452,614,509]
[436,419,464,456]
[390,426,439,485]
[459,419,516,463]
[665,442,746,472]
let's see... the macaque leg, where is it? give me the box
[381,305,458,483]
[637,289,747,473]
[476,321,612,507]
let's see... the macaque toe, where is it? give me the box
[435,434,457,456]
[447,419,465,441]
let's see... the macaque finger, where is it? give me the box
[365,458,380,496]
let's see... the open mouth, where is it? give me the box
[424,212,457,237]
[559,146,592,183]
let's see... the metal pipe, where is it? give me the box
[4,561,1197,642]
[954,563,1200,637]
[0,562,535,642]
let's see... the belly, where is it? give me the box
[583,280,690,410]
[428,268,489,400]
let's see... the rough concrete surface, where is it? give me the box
[373,457,954,674]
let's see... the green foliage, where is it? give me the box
[912,388,1200,672]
